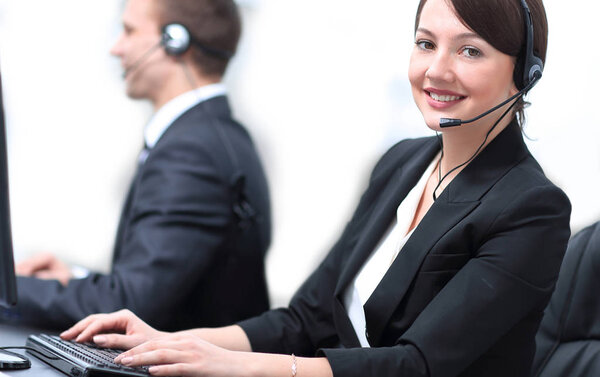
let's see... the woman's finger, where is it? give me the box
[147,363,191,376]
[78,319,123,342]
[120,348,190,367]
[93,333,146,350]
[115,339,198,363]
[115,340,163,363]
[60,314,102,340]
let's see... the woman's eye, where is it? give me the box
[416,40,435,50]
[462,47,481,57]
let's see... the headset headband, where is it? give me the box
[515,0,543,91]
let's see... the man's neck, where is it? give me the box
[151,66,220,111]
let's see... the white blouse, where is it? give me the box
[343,154,439,347]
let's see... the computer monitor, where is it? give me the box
[0,66,33,372]
[0,66,18,308]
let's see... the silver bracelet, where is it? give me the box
[291,353,297,377]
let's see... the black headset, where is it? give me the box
[514,0,543,91]
[122,23,235,77]
[161,23,234,60]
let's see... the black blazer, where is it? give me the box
[240,120,571,377]
[10,96,271,331]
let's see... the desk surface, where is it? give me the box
[0,323,62,376]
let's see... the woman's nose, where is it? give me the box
[425,51,455,83]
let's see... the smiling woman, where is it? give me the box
[58,1,571,377]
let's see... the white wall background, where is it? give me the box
[0,0,598,307]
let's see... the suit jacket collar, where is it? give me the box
[334,138,440,300]
[148,95,232,151]
[333,119,529,347]
[145,83,227,148]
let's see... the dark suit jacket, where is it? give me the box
[10,95,271,331]
[239,120,571,377]
[531,221,600,377]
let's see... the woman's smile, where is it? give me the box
[424,88,466,109]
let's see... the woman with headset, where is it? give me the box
[61,0,570,376]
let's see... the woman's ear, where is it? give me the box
[510,59,520,96]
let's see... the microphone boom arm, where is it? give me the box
[439,73,540,128]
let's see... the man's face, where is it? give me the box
[110,0,170,103]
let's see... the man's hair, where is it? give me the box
[153,0,241,78]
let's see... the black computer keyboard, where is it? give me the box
[26,333,149,377]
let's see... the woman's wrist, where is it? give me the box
[243,352,292,377]
[240,353,333,377]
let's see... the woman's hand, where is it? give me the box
[60,309,167,350]
[114,334,334,377]
[115,335,252,377]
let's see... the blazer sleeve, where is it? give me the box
[318,184,571,377]
[10,135,234,330]
[239,229,349,355]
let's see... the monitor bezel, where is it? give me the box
[0,68,18,308]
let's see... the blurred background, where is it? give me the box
[0,0,598,307]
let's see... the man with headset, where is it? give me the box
[4,0,271,331]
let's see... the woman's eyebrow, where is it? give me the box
[416,27,483,43]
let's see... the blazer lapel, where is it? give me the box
[363,189,479,346]
[332,137,440,346]
[362,120,529,346]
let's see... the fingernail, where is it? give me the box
[75,335,82,342]
[149,366,159,374]
[121,357,133,365]
[93,336,106,344]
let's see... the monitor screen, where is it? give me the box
[0,67,18,308]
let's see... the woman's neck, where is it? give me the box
[438,114,514,176]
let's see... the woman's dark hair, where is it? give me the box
[153,0,241,79]
[414,0,548,126]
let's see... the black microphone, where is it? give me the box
[122,41,163,79]
[439,72,540,128]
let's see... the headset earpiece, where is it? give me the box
[515,0,543,91]
[160,23,234,60]
[161,23,192,56]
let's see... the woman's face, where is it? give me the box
[409,0,518,132]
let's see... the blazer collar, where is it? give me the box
[333,119,529,347]
[145,83,227,149]
[332,136,440,346]
[334,137,440,300]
